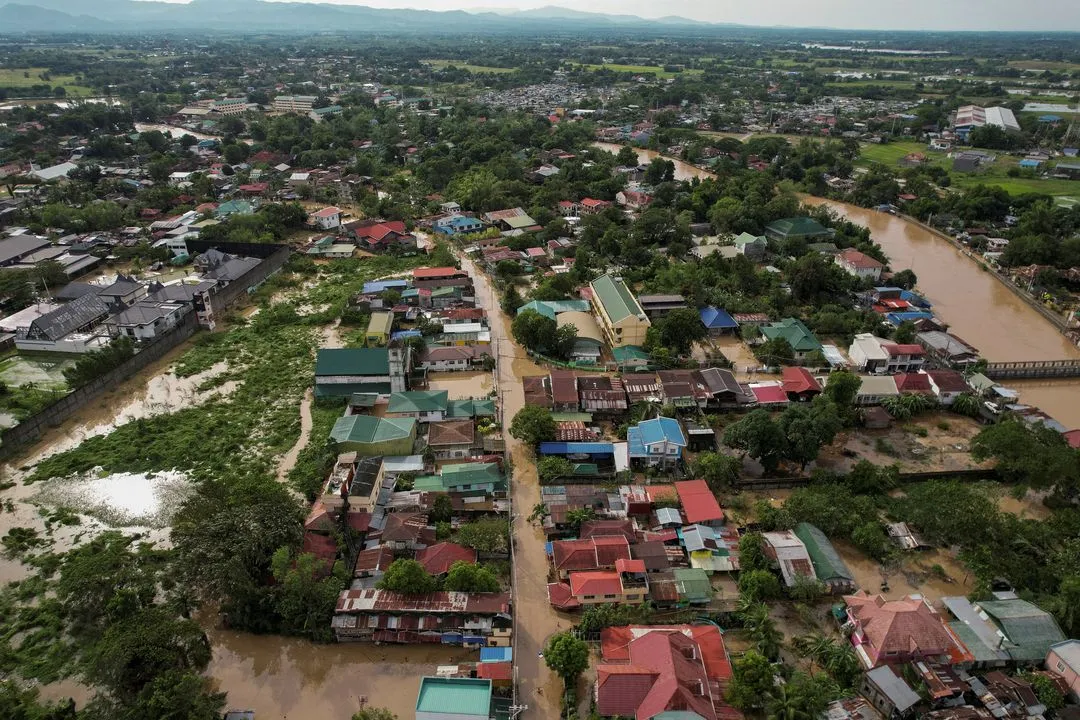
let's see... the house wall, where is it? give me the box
[1047,649,1080,701]
[574,587,646,606]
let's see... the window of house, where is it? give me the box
[603,594,617,599]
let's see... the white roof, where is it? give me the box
[442,323,484,334]
[30,162,77,181]
[986,106,1020,133]
[851,332,888,362]
[290,172,310,181]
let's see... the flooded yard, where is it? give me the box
[426,370,493,400]
[834,539,973,604]
[817,414,987,474]
[0,355,72,390]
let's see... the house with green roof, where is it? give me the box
[794,522,855,593]
[413,462,505,495]
[330,415,416,456]
[732,232,768,261]
[387,390,449,422]
[314,347,410,398]
[612,345,650,370]
[764,217,834,243]
[673,567,712,605]
[416,677,493,720]
[214,199,254,218]
[515,299,591,320]
[446,398,496,419]
[589,273,650,348]
[974,597,1066,663]
[760,318,822,360]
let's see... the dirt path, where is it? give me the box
[277,389,313,482]
[456,253,564,719]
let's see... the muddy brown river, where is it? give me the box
[594,142,1080,429]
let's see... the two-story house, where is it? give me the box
[627,417,687,469]
[836,248,884,281]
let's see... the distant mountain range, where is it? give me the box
[0,0,734,34]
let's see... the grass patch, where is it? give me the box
[0,67,93,96]
[857,140,938,166]
[424,59,517,74]
[577,63,703,79]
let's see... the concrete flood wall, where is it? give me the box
[0,243,291,458]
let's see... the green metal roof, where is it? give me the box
[673,567,712,602]
[516,300,590,320]
[415,677,492,717]
[948,621,1001,664]
[612,345,650,362]
[440,462,504,487]
[591,274,646,324]
[977,599,1066,662]
[431,286,462,298]
[446,398,496,418]
[733,232,766,247]
[388,390,449,414]
[315,348,390,376]
[765,217,832,239]
[761,318,822,353]
[503,214,536,229]
[330,415,415,444]
[793,522,854,584]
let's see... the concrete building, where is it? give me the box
[589,273,650,348]
[836,248,884,281]
[274,95,318,113]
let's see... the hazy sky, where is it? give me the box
[242,0,1080,31]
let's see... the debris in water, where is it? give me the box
[33,468,194,528]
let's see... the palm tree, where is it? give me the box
[766,683,813,720]
[791,632,834,671]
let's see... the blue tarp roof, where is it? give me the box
[1039,115,1063,122]
[699,306,737,329]
[900,290,932,308]
[886,310,933,325]
[480,647,513,662]
[391,330,422,340]
[538,441,615,455]
[1019,159,1042,168]
[363,279,410,294]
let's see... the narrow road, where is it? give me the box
[277,388,313,482]
[456,253,564,719]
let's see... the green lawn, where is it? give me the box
[423,59,516,74]
[1008,60,1080,72]
[578,63,703,78]
[0,67,93,96]
[857,141,937,166]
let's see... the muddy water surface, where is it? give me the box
[426,371,493,400]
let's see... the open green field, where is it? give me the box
[0,67,93,95]
[1008,60,1080,72]
[578,63,703,78]
[423,59,516,74]
[857,140,1080,203]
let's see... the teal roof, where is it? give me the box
[733,232,766,247]
[612,345,649,362]
[516,299,590,320]
[388,390,449,414]
[440,462,503,487]
[673,567,712,603]
[446,398,496,418]
[416,677,492,717]
[793,522,854,584]
[591,274,646,324]
[761,318,822,353]
[215,200,253,217]
[330,415,415,444]
[315,348,390,376]
[948,621,1002,664]
[977,599,1065,662]
[431,286,462,298]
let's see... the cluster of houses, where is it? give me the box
[0,247,260,353]
[309,321,511,646]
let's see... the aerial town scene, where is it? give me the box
[3,1,1080,719]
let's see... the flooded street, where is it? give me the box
[457,252,564,719]
[426,371,493,400]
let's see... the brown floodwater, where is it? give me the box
[426,371,493,400]
[593,142,1080,429]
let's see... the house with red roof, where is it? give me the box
[237,182,269,196]
[836,248,884,281]
[893,372,934,396]
[881,342,926,373]
[309,206,342,230]
[844,591,971,669]
[350,219,415,252]
[551,535,631,579]
[415,542,477,576]
[595,625,738,720]
[579,198,613,215]
[1064,429,1080,449]
[926,370,969,406]
[412,266,472,290]
[674,479,724,527]
[781,366,822,402]
[748,382,789,407]
[616,190,654,211]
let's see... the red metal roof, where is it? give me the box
[593,536,633,566]
[893,373,933,394]
[549,370,579,406]
[477,661,513,681]
[675,479,723,525]
[570,571,623,597]
[750,384,789,405]
[615,558,646,574]
[547,582,582,610]
[781,366,821,395]
[336,589,511,614]
[882,343,926,356]
[1064,429,1080,449]
[927,369,969,393]
[838,247,884,269]
[416,542,477,575]
[552,539,600,572]
[413,266,462,279]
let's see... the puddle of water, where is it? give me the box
[204,627,479,719]
[426,371,493,400]
[33,469,194,528]
[833,539,972,603]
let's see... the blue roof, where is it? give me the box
[1039,115,1063,122]
[538,442,615,456]
[627,426,646,457]
[391,330,422,341]
[899,290,932,308]
[699,306,737,330]
[1019,159,1042,168]
[363,279,410,294]
[635,417,686,447]
[480,647,513,662]
[886,310,933,325]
